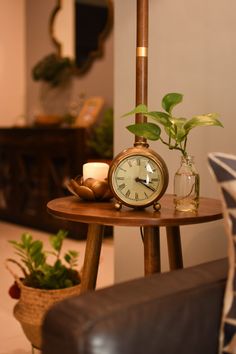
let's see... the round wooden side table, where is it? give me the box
[47,195,223,293]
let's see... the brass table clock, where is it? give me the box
[108,143,168,210]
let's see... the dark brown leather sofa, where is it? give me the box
[42,258,227,354]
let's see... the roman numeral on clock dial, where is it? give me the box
[118,183,126,190]
[125,190,131,198]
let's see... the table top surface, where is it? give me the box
[47,195,223,227]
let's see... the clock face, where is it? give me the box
[109,152,167,207]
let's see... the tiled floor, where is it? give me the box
[0,221,114,354]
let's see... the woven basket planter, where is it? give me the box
[14,281,81,349]
[6,261,81,350]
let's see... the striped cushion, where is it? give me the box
[208,152,236,354]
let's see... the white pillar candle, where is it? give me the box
[83,162,109,181]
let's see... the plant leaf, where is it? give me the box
[67,250,79,258]
[170,117,188,142]
[122,104,148,117]
[127,123,161,141]
[144,111,172,127]
[184,113,223,133]
[50,230,68,252]
[33,252,46,268]
[29,240,43,256]
[21,233,33,249]
[162,93,183,113]
[64,250,79,268]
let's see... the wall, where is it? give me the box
[0,0,26,126]
[26,0,113,121]
[114,0,236,282]
[25,0,55,121]
[0,1,113,124]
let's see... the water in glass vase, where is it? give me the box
[174,155,200,212]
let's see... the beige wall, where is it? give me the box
[0,0,26,126]
[114,0,235,282]
[0,1,113,124]
[26,0,113,121]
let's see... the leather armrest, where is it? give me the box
[42,258,227,354]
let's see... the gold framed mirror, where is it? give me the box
[50,0,113,75]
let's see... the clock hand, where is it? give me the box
[135,177,155,192]
[135,177,154,183]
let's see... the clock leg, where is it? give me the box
[143,226,161,275]
[114,201,122,210]
[153,201,161,211]
[166,226,183,270]
[80,223,104,293]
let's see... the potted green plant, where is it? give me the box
[32,53,74,87]
[124,92,223,157]
[124,93,223,212]
[6,230,81,350]
[32,53,76,126]
[87,107,114,160]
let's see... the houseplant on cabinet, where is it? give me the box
[32,53,74,87]
[6,230,81,351]
[124,92,223,211]
[87,107,114,160]
[32,53,75,126]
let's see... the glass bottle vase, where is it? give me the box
[174,155,200,212]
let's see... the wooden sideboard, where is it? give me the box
[0,127,90,238]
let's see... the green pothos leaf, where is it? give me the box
[127,123,161,140]
[122,104,148,117]
[168,117,188,142]
[144,111,172,127]
[162,93,183,113]
[184,113,223,133]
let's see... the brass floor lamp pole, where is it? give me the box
[135,0,149,147]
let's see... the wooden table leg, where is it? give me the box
[80,223,104,293]
[143,226,161,275]
[166,226,183,270]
